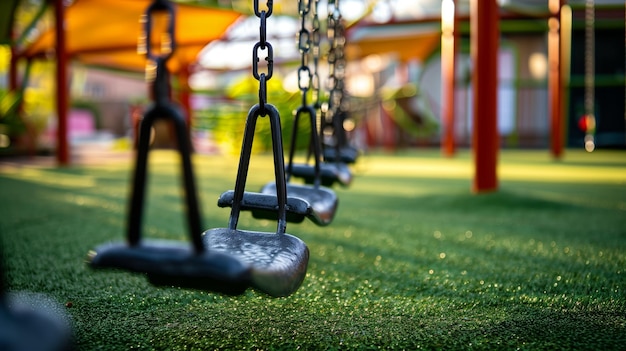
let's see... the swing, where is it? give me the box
[255,0,338,226]
[287,0,352,188]
[259,104,338,225]
[322,110,359,165]
[88,0,308,297]
[286,105,352,188]
[321,0,358,167]
[287,107,353,188]
[88,0,249,295]
[206,0,309,296]
[209,103,309,296]
[1,249,73,351]
[88,64,252,294]
[288,0,355,188]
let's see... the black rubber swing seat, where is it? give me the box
[322,108,359,165]
[258,182,337,226]
[1,249,74,351]
[202,228,308,298]
[289,162,352,187]
[89,240,251,294]
[323,145,359,164]
[217,190,311,224]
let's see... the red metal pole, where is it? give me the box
[177,65,195,152]
[178,65,192,135]
[55,0,69,166]
[470,0,499,193]
[441,0,457,157]
[549,0,564,159]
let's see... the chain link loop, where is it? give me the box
[138,0,175,85]
[258,74,267,115]
[252,41,274,80]
[138,0,175,62]
[254,0,273,18]
[137,0,177,105]
[298,66,312,92]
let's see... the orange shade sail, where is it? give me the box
[346,22,441,62]
[21,0,242,72]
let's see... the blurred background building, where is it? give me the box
[0,0,624,157]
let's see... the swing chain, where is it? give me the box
[138,0,177,106]
[583,0,596,151]
[252,0,274,116]
[311,0,321,108]
[584,0,595,118]
[326,0,346,121]
[297,0,313,106]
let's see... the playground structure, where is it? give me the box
[1,1,625,348]
[2,1,624,194]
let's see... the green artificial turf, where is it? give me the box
[1,149,624,350]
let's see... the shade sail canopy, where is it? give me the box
[346,22,442,62]
[21,0,242,72]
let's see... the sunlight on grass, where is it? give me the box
[357,156,472,180]
[361,151,625,184]
[500,163,625,184]
[0,166,97,188]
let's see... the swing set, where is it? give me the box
[88,0,357,297]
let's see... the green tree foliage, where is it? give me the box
[1,44,56,151]
[194,73,313,154]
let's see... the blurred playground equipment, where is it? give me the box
[88,0,311,297]
[0,0,624,192]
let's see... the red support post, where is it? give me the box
[178,65,192,136]
[441,0,457,157]
[55,0,69,166]
[470,0,499,193]
[549,0,564,159]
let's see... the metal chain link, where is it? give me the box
[138,0,176,102]
[252,0,274,116]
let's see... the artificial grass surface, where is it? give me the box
[1,149,625,350]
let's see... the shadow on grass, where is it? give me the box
[345,186,578,212]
